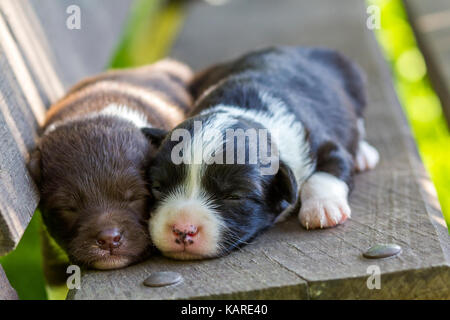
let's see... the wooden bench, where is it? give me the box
[1,0,449,299]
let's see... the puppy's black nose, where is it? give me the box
[96,229,122,250]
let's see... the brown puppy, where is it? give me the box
[29,59,193,270]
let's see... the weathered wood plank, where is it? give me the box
[67,251,307,300]
[0,264,18,300]
[404,0,450,126]
[69,0,450,299]
[0,0,51,255]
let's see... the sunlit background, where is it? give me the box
[1,0,449,300]
[368,0,450,227]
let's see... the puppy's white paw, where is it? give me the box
[299,197,351,229]
[299,172,351,229]
[355,140,379,172]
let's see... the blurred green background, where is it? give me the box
[1,0,449,300]
[368,0,450,226]
[0,213,47,299]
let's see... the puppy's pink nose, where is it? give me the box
[96,229,122,250]
[172,224,198,246]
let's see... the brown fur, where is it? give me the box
[29,59,193,271]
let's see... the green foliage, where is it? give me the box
[368,0,450,227]
[110,0,185,68]
[0,212,47,300]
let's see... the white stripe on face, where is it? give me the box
[149,117,233,259]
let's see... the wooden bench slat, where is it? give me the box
[69,0,450,299]
[2,0,65,106]
[0,2,45,255]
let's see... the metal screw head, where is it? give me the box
[363,244,402,259]
[143,271,183,287]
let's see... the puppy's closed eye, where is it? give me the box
[223,193,263,204]
[45,207,79,231]
[223,195,242,201]
[61,206,77,213]
[151,181,163,200]
[48,202,78,215]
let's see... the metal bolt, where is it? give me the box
[363,244,402,259]
[143,271,183,287]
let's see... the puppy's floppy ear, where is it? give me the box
[141,127,168,147]
[28,149,42,185]
[266,161,298,214]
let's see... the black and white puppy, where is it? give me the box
[143,46,379,260]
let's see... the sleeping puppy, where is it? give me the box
[142,46,379,260]
[28,59,193,269]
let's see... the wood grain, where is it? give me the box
[69,0,450,299]
[0,1,48,255]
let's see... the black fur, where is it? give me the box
[190,46,365,186]
[145,46,367,257]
